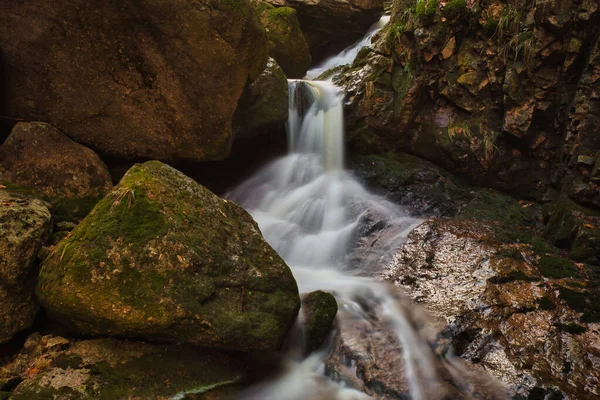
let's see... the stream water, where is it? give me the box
[228,16,506,400]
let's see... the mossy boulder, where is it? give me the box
[37,161,300,352]
[301,291,338,354]
[0,0,269,162]
[0,190,52,343]
[234,58,289,140]
[264,0,384,61]
[0,122,113,221]
[4,336,247,399]
[253,1,312,78]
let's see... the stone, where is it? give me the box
[37,161,300,352]
[0,122,113,221]
[578,155,595,166]
[253,1,312,78]
[441,36,456,59]
[3,338,248,399]
[301,291,338,354]
[264,0,384,60]
[234,58,289,140]
[383,218,600,399]
[0,0,269,162]
[0,190,52,343]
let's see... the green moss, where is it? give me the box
[570,226,600,265]
[51,196,101,223]
[538,255,582,279]
[416,0,439,19]
[531,236,556,255]
[0,392,10,400]
[537,295,555,311]
[302,291,338,354]
[0,181,36,198]
[558,286,600,323]
[442,0,467,19]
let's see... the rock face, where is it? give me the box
[384,218,600,399]
[0,122,113,221]
[0,190,52,343]
[37,161,300,352]
[253,1,312,78]
[234,58,289,140]
[2,335,247,399]
[0,0,269,162]
[337,0,600,204]
[265,0,384,60]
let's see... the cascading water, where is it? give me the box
[228,16,507,400]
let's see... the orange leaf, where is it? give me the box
[0,184,6,189]
[584,224,595,229]
[25,368,40,377]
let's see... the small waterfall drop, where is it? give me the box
[228,14,507,400]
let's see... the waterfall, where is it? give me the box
[228,14,507,400]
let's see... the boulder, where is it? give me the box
[0,190,52,343]
[234,58,289,140]
[253,1,312,78]
[0,0,269,162]
[37,161,300,352]
[264,0,384,60]
[2,335,247,399]
[301,291,337,354]
[0,122,113,221]
[383,218,600,399]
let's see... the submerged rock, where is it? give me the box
[253,1,312,78]
[0,0,268,162]
[301,291,338,354]
[0,122,113,221]
[0,191,52,343]
[2,335,247,399]
[37,161,300,352]
[234,58,289,140]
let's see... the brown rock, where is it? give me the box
[0,122,112,215]
[0,0,269,162]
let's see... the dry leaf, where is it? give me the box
[584,224,595,229]
[0,184,6,189]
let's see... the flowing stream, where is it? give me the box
[228,16,505,400]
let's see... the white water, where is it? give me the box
[228,17,505,400]
[305,15,391,80]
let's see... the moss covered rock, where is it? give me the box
[301,291,337,354]
[253,1,312,78]
[0,122,113,221]
[234,58,289,140]
[37,161,300,352]
[0,190,52,343]
[4,336,247,399]
[0,0,269,162]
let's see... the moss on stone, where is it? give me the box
[442,0,467,18]
[558,286,600,323]
[416,0,439,19]
[538,255,582,279]
[37,161,300,351]
[302,291,338,355]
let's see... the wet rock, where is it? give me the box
[337,0,600,203]
[253,1,312,78]
[1,335,247,399]
[265,0,384,60]
[0,0,269,162]
[301,291,338,354]
[234,58,289,140]
[384,218,600,399]
[350,152,472,217]
[0,122,113,221]
[0,190,52,343]
[37,161,300,352]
